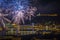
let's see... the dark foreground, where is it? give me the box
[0,33,60,40]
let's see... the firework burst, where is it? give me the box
[0,9,11,29]
[12,6,37,25]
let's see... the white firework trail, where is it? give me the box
[12,6,37,25]
[0,12,10,29]
[12,10,25,24]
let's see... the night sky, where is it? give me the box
[0,0,60,14]
[30,0,60,13]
